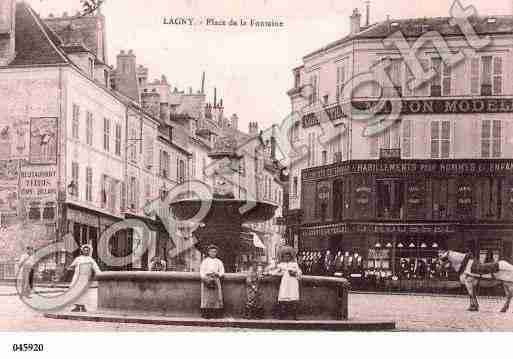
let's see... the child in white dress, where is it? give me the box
[269,246,302,320]
[68,244,101,312]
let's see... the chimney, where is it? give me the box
[141,89,161,119]
[230,114,238,130]
[116,49,140,102]
[365,1,370,27]
[201,71,205,94]
[249,122,259,135]
[213,87,217,107]
[0,0,16,66]
[350,8,361,35]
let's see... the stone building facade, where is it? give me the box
[0,0,286,276]
[287,8,513,285]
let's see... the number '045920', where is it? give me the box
[12,344,44,352]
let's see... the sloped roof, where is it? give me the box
[10,2,68,66]
[356,15,513,39]
[44,13,102,59]
[174,94,205,119]
[304,15,513,59]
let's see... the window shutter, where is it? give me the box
[493,56,502,95]
[481,120,491,158]
[417,59,430,96]
[441,121,450,158]
[442,62,451,96]
[430,58,441,96]
[430,121,440,158]
[382,127,391,149]
[120,181,126,212]
[481,56,492,95]
[71,162,79,196]
[470,57,480,95]
[492,120,501,158]
[405,64,414,97]
[402,119,412,158]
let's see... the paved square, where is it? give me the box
[1,285,513,331]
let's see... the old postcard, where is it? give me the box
[1,0,513,356]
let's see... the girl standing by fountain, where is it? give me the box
[200,244,225,319]
[68,244,101,312]
[270,246,302,320]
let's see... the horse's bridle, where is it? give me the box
[437,251,451,270]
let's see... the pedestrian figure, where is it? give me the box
[199,244,225,319]
[68,244,101,312]
[19,246,35,298]
[269,246,302,320]
[149,256,166,271]
[244,262,265,319]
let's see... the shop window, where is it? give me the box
[42,202,56,220]
[333,179,345,220]
[376,179,405,219]
[479,177,502,219]
[28,201,41,220]
[432,178,449,219]
[395,237,449,280]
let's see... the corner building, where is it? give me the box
[287,9,513,287]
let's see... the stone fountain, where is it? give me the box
[170,133,277,272]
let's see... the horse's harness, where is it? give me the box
[458,253,472,277]
[458,253,498,281]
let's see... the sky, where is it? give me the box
[28,0,513,133]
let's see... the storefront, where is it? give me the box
[297,158,513,291]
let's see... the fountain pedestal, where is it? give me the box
[170,198,277,272]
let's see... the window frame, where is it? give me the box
[72,104,80,140]
[86,111,93,146]
[430,120,451,159]
[481,119,502,158]
[103,118,111,152]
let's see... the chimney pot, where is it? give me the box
[350,8,362,34]
[63,12,68,17]
[49,13,54,18]
[365,1,370,27]
[120,50,125,55]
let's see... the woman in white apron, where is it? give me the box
[68,244,101,312]
[269,246,302,320]
[199,244,225,319]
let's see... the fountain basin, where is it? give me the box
[96,271,349,320]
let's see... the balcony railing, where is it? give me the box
[380,148,401,159]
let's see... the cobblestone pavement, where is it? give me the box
[1,285,513,331]
[350,292,513,331]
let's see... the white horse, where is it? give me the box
[438,250,513,312]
